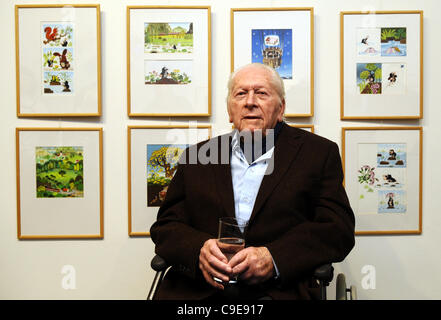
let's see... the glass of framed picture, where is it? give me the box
[16,128,103,239]
[340,11,423,119]
[342,127,422,235]
[127,6,211,116]
[128,125,211,236]
[15,5,102,117]
[231,8,314,117]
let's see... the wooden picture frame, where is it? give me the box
[342,127,422,235]
[15,4,102,117]
[128,125,211,236]
[231,7,314,117]
[16,128,103,239]
[127,6,211,117]
[340,11,423,119]
[288,124,314,133]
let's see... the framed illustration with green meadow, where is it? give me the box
[128,125,211,236]
[15,4,102,117]
[16,128,103,239]
[231,8,314,117]
[127,6,211,116]
[342,127,422,235]
[340,11,423,119]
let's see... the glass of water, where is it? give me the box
[215,217,248,284]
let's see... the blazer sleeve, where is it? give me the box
[150,161,212,280]
[265,141,355,285]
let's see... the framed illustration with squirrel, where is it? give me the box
[15,5,102,117]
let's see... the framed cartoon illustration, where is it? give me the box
[16,128,103,239]
[342,127,422,235]
[15,4,102,117]
[231,8,314,117]
[340,11,423,119]
[128,125,211,236]
[288,124,314,133]
[127,6,211,116]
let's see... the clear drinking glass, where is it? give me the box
[215,217,248,284]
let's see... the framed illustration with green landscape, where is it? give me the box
[231,8,314,117]
[342,127,422,235]
[340,11,423,119]
[128,125,211,236]
[16,128,103,239]
[127,6,211,116]
[15,4,102,117]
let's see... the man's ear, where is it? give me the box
[277,98,286,121]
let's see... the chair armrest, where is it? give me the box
[151,254,169,272]
[313,264,334,283]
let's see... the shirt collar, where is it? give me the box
[231,130,274,164]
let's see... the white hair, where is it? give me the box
[226,63,286,103]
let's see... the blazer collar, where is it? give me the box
[247,123,305,224]
[210,123,305,221]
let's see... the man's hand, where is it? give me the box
[228,246,275,285]
[199,239,232,290]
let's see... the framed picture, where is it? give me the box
[340,11,423,119]
[127,6,211,116]
[231,8,314,117]
[16,128,103,239]
[15,4,102,117]
[128,125,211,236]
[288,124,314,133]
[342,127,422,235]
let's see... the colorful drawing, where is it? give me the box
[382,63,407,95]
[357,63,382,94]
[357,28,381,56]
[42,23,73,48]
[381,27,407,56]
[41,22,74,95]
[251,29,293,79]
[36,146,84,198]
[146,144,188,206]
[144,22,193,54]
[144,60,192,85]
[377,143,406,167]
[357,143,407,215]
[378,190,407,213]
[43,71,73,94]
[43,48,74,71]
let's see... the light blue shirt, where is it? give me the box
[230,130,280,278]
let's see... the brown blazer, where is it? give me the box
[150,123,355,300]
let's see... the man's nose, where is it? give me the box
[245,91,256,108]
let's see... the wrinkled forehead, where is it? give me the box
[231,67,274,91]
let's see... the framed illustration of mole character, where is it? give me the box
[342,127,422,235]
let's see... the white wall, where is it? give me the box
[1,0,440,300]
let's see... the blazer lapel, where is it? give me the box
[210,133,236,218]
[248,124,305,224]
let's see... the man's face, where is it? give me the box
[227,66,285,134]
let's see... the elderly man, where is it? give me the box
[150,63,355,300]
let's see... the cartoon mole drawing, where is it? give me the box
[387,196,395,209]
[160,66,168,79]
[388,149,397,160]
[62,80,71,92]
[383,174,397,183]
